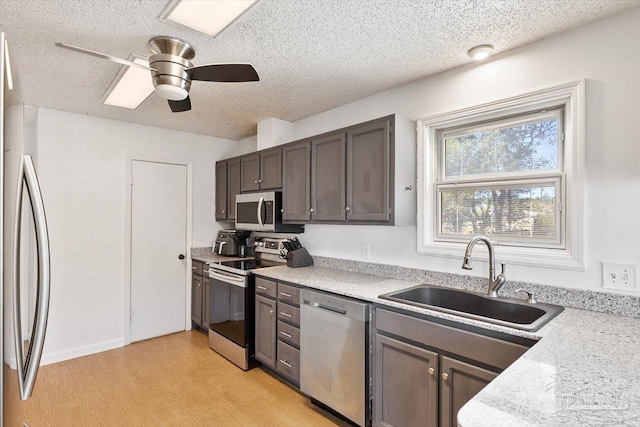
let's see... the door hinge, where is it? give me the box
[559,202,563,212]
[561,132,565,142]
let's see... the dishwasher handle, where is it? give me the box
[303,300,347,316]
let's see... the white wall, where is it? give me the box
[34,108,253,364]
[267,10,640,294]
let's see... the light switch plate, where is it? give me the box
[602,263,636,290]
[362,244,371,259]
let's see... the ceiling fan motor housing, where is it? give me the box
[148,36,195,101]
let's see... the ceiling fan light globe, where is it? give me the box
[155,84,189,101]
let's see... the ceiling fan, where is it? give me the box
[55,36,259,113]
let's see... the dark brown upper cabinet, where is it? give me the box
[282,141,312,222]
[346,119,391,222]
[260,148,283,190]
[311,133,346,222]
[240,148,282,193]
[240,153,260,193]
[215,161,228,220]
[227,158,241,221]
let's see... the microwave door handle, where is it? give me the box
[257,197,265,229]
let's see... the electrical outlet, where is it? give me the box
[362,244,371,259]
[194,234,202,246]
[602,263,636,290]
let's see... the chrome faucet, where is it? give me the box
[461,236,506,297]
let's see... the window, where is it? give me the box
[436,108,564,248]
[417,80,585,270]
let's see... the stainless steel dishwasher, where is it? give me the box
[300,289,371,427]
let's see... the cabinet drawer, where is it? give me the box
[277,302,300,327]
[277,283,300,307]
[255,277,277,298]
[376,308,530,371]
[276,340,300,384]
[191,260,205,276]
[277,320,300,348]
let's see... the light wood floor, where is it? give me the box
[5,331,351,426]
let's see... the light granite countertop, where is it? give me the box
[253,265,640,426]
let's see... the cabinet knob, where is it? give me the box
[254,180,258,184]
[258,179,262,183]
[281,209,284,213]
[428,367,435,376]
[442,373,449,381]
[198,283,201,287]
[345,206,351,212]
[269,309,273,314]
[309,208,314,213]
[221,210,225,214]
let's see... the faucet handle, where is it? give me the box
[516,288,537,304]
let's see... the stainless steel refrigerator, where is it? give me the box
[1,31,52,427]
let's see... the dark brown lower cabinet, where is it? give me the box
[191,275,203,325]
[440,356,497,427]
[375,334,438,427]
[374,308,530,427]
[255,294,277,368]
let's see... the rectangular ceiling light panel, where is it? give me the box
[160,0,258,37]
[102,56,155,110]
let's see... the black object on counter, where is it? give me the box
[286,247,314,268]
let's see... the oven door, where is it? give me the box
[235,192,275,231]
[207,269,250,347]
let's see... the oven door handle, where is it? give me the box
[208,269,247,288]
[257,197,265,229]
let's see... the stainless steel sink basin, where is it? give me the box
[379,285,564,331]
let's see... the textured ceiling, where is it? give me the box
[1,0,638,140]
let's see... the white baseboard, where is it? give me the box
[7,338,126,369]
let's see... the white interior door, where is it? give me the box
[130,160,187,342]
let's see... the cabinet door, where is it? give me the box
[440,355,498,427]
[215,161,228,220]
[260,148,282,190]
[241,154,261,193]
[227,158,241,220]
[202,277,211,329]
[347,120,391,222]
[375,334,438,427]
[312,133,346,221]
[191,275,203,326]
[282,141,311,221]
[255,295,277,368]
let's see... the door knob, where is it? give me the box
[178,254,185,260]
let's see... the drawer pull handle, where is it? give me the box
[279,292,293,298]
[442,373,449,381]
[279,311,293,318]
[192,267,197,271]
[257,285,268,290]
[280,331,293,338]
[279,359,293,369]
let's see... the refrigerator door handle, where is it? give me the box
[12,154,51,401]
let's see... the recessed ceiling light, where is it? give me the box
[102,55,154,110]
[468,44,494,61]
[159,0,259,38]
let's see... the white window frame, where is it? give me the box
[417,80,585,270]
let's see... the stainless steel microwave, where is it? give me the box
[235,191,304,233]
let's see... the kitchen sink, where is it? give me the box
[379,285,564,331]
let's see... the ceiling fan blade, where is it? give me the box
[168,96,191,113]
[186,63,259,82]
[55,42,154,71]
